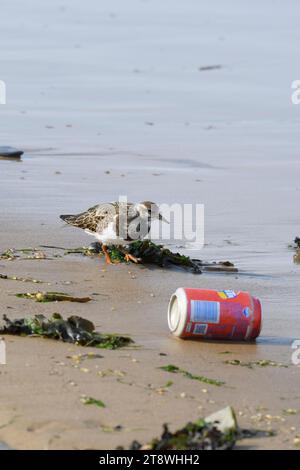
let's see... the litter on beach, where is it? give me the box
[168,288,262,341]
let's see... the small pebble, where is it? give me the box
[294,436,300,446]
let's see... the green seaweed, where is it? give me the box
[63,247,95,256]
[282,408,298,416]
[224,359,288,369]
[125,421,236,450]
[128,241,198,269]
[0,249,16,260]
[15,291,91,303]
[0,248,47,260]
[0,274,42,283]
[164,380,174,388]
[160,364,224,386]
[119,413,275,450]
[0,313,133,350]
[64,241,237,274]
[81,397,106,408]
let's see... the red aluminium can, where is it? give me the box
[168,288,262,341]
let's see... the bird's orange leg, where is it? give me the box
[124,253,140,264]
[102,244,112,264]
[116,246,141,263]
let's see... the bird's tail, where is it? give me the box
[60,214,77,225]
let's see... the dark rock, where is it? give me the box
[0,146,23,159]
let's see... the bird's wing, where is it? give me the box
[61,202,142,240]
[63,203,117,233]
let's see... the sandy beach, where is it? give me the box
[1,0,300,450]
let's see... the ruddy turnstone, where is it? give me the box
[60,201,168,264]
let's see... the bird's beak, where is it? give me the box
[159,213,169,224]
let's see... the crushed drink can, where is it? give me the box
[168,288,262,341]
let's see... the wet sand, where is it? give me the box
[1,0,300,450]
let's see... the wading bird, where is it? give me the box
[60,201,168,264]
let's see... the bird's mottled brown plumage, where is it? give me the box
[61,203,120,234]
[60,201,158,243]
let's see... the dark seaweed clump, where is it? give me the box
[1,242,237,274]
[87,240,202,272]
[0,313,133,349]
[125,421,237,450]
[127,241,202,272]
[88,241,236,274]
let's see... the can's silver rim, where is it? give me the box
[168,294,180,332]
[167,288,188,336]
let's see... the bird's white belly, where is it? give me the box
[85,223,130,246]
